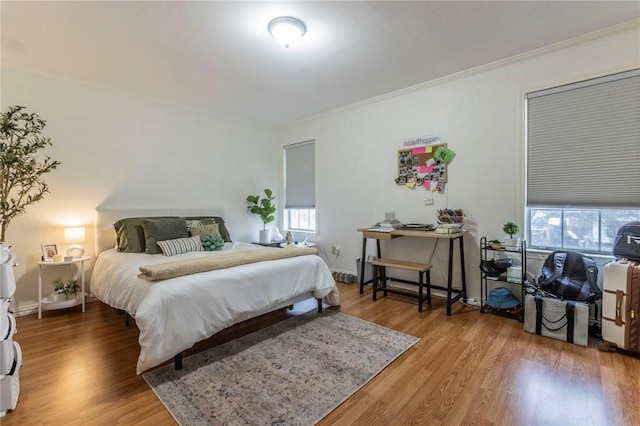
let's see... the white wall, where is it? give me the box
[3,23,638,316]
[1,69,279,314]
[277,24,640,299]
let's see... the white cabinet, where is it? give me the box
[1,244,20,417]
[38,256,89,319]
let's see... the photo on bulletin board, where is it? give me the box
[395,143,447,186]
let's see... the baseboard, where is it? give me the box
[11,296,98,317]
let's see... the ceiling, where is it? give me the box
[2,1,639,126]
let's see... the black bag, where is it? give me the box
[480,258,512,277]
[613,222,640,261]
[537,250,601,302]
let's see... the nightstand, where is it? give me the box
[37,256,89,319]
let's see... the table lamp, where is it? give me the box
[64,226,85,258]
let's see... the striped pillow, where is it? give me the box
[157,236,203,256]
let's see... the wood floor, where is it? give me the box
[4,282,640,426]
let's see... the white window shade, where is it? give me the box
[527,69,640,208]
[284,141,315,208]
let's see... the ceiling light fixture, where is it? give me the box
[268,16,306,48]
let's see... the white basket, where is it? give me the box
[0,372,20,414]
[0,311,16,341]
[0,253,16,299]
[0,341,21,377]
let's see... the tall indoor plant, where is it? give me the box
[246,188,276,243]
[0,106,61,242]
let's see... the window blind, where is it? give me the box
[284,140,315,208]
[527,69,640,208]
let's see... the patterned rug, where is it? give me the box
[143,310,419,425]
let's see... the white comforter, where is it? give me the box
[91,242,340,373]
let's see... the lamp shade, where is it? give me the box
[64,227,85,258]
[64,227,85,243]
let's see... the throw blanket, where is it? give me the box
[139,246,320,281]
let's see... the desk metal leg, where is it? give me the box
[444,236,467,316]
[458,236,467,299]
[360,237,384,294]
[359,237,367,294]
[447,239,454,315]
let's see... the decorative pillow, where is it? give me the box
[157,236,203,256]
[142,218,189,254]
[189,224,220,240]
[184,216,232,242]
[201,234,225,251]
[186,219,204,228]
[113,216,178,253]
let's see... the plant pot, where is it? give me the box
[503,237,521,249]
[259,228,272,244]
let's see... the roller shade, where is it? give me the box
[527,69,640,208]
[284,141,315,208]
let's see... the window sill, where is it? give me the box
[526,247,615,262]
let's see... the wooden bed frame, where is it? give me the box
[94,207,325,371]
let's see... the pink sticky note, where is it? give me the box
[423,181,431,189]
[418,165,429,173]
[412,146,426,155]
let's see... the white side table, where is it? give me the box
[37,256,89,319]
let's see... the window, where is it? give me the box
[526,69,640,254]
[284,140,316,232]
[528,208,640,253]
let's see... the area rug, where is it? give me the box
[143,310,419,425]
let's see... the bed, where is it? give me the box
[91,208,340,374]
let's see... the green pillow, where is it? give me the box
[114,216,178,253]
[142,218,189,254]
[184,216,232,242]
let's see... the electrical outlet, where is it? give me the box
[331,245,341,255]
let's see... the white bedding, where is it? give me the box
[91,242,340,373]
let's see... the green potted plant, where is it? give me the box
[246,189,276,243]
[53,277,80,300]
[502,221,521,249]
[0,105,61,242]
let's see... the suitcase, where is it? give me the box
[524,294,589,346]
[601,260,640,352]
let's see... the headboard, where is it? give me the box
[94,207,225,254]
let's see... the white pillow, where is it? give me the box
[157,236,203,256]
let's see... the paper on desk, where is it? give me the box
[366,228,394,232]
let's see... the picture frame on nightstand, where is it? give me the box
[41,243,58,262]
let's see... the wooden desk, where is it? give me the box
[357,228,467,315]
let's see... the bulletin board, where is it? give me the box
[395,143,447,188]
